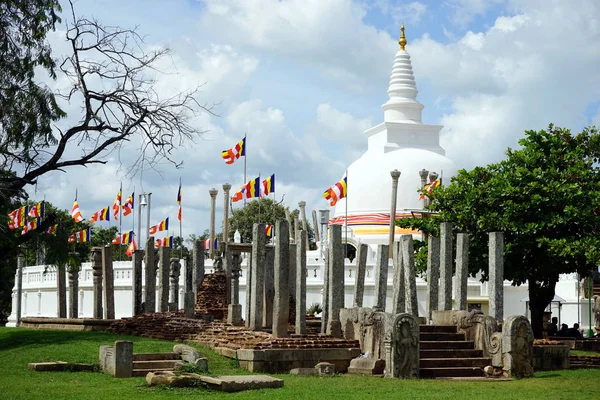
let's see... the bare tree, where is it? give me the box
[0,0,213,193]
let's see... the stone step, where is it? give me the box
[132,353,181,361]
[420,367,486,378]
[419,332,465,342]
[420,358,491,369]
[132,360,182,370]
[420,349,484,359]
[420,341,475,350]
[132,368,175,378]
[419,325,457,333]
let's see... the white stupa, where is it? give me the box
[331,25,457,248]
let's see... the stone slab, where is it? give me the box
[290,368,317,375]
[200,375,284,392]
[347,358,385,375]
[236,347,360,373]
[20,317,117,331]
[28,362,96,372]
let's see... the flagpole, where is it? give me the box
[179,176,183,258]
[257,172,261,224]
[243,133,247,207]
[118,182,123,259]
[345,169,348,256]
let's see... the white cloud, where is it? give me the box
[444,0,505,27]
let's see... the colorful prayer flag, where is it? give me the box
[177,183,182,221]
[112,230,133,245]
[45,224,58,235]
[126,238,138,257]
[69,227,91,243]
[28,201,44,219]
[21,218,40,235]
[221,137,246,165]
[112,188,122,220]
[90,206,110,223]
[8,205,28,229]
[241,177,260,199]
[149,217,169,235]
[323,175,347,206]
[202,238,219,250]
[122,192,134,216]
[261,174,275,197]
[265,224,273,238]
[155,236,174,248]
[419,178,442,200]
[72,200,84,223]
[232,186,245,203]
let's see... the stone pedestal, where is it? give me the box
[373,244,389,311]
[426,236,440,322]
[249,223,266,331]
[455,233,469,311]
[327,225,343,338]
[68,269,79,319]
[158,247,171,312]
[353,244,368,307]
[169,258,181,309]
[296,230,307,335]
[144,237,157,313]
[439,222,453,311]
[91,247,103,319]
[273,220,290,338]
[132,250,143,316]
[402,235,418,317]
[192,238,205,297]
[489,232,504,322]
[102,245,115,320]
[56,265,67,318]
[392,241,405,314]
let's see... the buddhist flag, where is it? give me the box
[70,227,91,243]
[261,174,275,197]
[149,218,169,235]
[243,177,261,199]
[324,175,347,206]
[21,218,40,235]
[90,206,110,223]
[177,183,182,221]
[122,192,134,216]
[126,238,138,257]
[72,199,84,223]
[232,186,245,203]
[28,201,45,219]
[419,178,442,200]
[203,238,211,250]
[155,236,174,248]
[265,224,273,238]
[112,230,133,245]
[8,205,28,229]
[221,137,246,165]
[112,188,122,221]
[45,223,58,235]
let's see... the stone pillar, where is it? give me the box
[157,246,171,312]
[192,238,205,297]
[489,232,504,322]
[439,222,453,311]
[102,245,115,320]
[327,224,343,337]
[402,235,419,317]
[388,169,401,257]
[392,241,405,314]
[455,233,469,311]
[143,237,157,313]
[249,223,266,331]
[426,236,440,322]
[68,269,79,319]
[222,183,232,242]
[285,209,293,241]
[209,188,218,259]
[169,258,181,309]
[293,213,300,243]
[419,169,429,207]
[298,201,309,249]
[16,254,23,326]
[132,250,143,316]
[91,247,103,319]
[296,229,307,334]
[114,341,133,378]
[312,210,320,243]
[273,220,290,338]
[263,248,275,329]
[245,254,253,327]
[321,247,330,334]
[227,252,243,326]
[373,244,389,311]
[184,254,195,318]
[56,265,67,318]
[289,243,297,305]
[353,243,368,307]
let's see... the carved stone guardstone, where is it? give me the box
[502,315,534,378]
[385,313,419,379]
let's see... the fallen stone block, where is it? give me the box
[146,371,203,387]
[194,357,208,372]
[290,368,317,376]
[28,362,96,372]
[173,344,201,364]
[347,358,385,375]
[315,362,335,376]
[199,375,284,392]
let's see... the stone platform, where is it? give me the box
[20,317,117,331]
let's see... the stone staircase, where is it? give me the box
[132,352,183,377]
[419,325,491,378]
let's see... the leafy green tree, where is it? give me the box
[398,125,600,338]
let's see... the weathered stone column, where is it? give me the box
[489,232,504,322]
[321,247,330,334]
[131,250,143,316]
[192,238,205,297]
[285,209,294,241]
[293,213,300,243]
[273,220,290,338]
[16,254,24,326]
[419,169,429,207]
[102,245,115,320]
[388,169,401,257]
[249,223,266,331]
[402,235,419,317]
[56,265,67,318]
[184,254,195,318]
[157,246,171,312]
[312,210,320,243]
[298,201,309,249]
[209,188,218,259]
[68,268,79,319]
[227,252,243,325]
[327,224,343,337]
[426,236,440,322]
[143,237,157,313]
[455,233,469,311]
[245,254,253,327]
[169,258,181,310]
[263,248,275,329]
[373,244,389,311]
[392,241,405,314]
[353,243,368,307]
[91,247,103,319]
[289,243,297,305]
[439,222,453,311]
[296,230,307,334]
[222,183,232,242]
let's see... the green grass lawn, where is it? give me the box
[1,327,599,400]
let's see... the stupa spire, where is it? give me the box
[399,24,407,51]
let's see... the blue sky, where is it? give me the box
[27,0,600,242]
